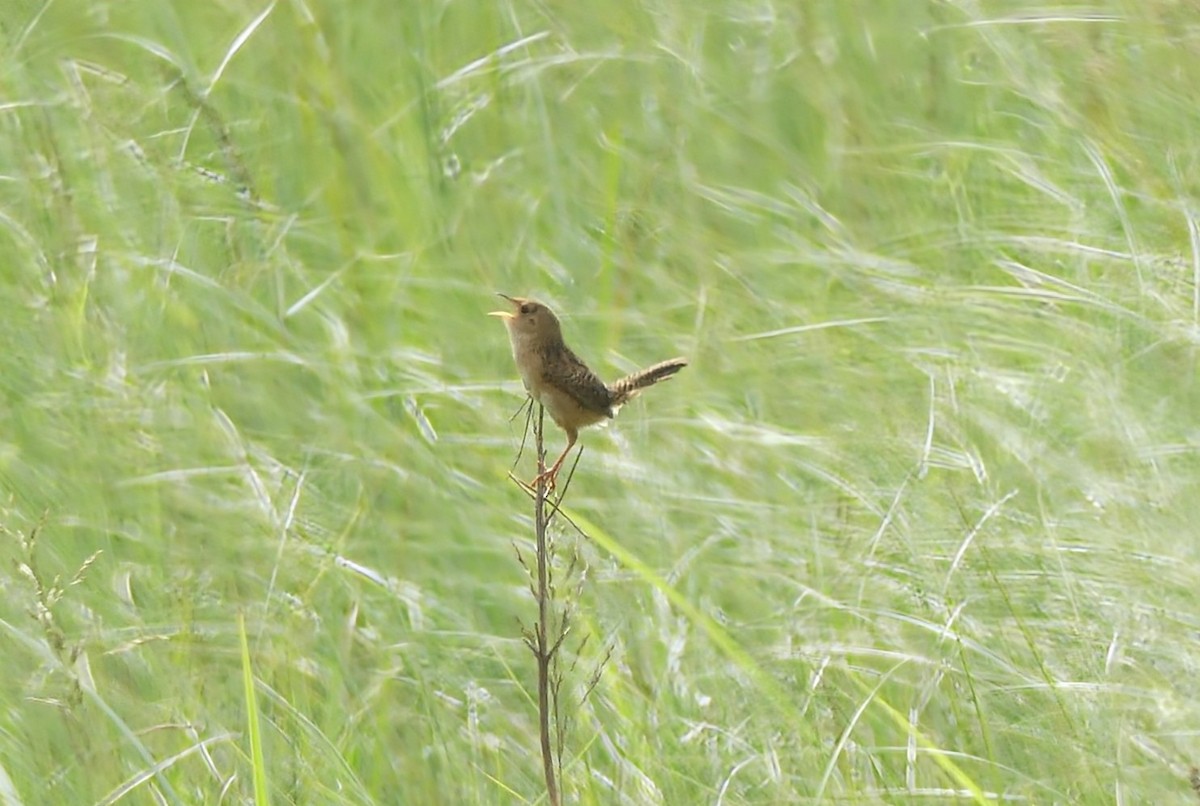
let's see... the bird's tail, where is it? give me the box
[608,357,688,406]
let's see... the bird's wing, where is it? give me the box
[550,345,613,414]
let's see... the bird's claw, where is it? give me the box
[529,467,560,492]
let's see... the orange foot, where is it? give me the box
[529,466,560,491]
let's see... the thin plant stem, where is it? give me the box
[533,404,560,806]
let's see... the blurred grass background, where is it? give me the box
[1,0,1198,802]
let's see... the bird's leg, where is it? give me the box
[532,430,577,491]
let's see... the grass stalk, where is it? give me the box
[531,404,560,806]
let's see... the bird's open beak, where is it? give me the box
[488,293,518,319]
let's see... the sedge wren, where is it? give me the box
[490,294,688,488]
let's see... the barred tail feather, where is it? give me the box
[608,357,688,406]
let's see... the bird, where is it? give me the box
[489,294,688,489]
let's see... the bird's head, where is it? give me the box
[488,294,563,346]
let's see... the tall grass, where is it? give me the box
[0,0,1198,802]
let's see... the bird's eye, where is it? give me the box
[520,303,535,315]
